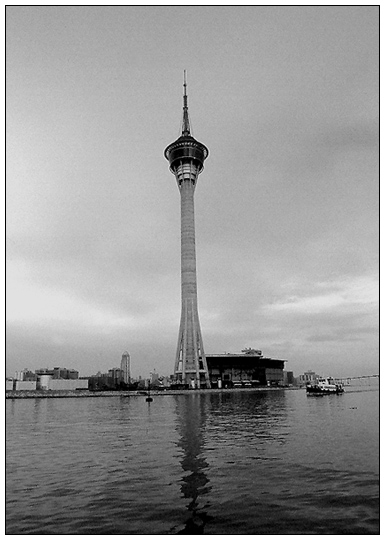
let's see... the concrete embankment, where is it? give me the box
[6,390,132,399]
[6,387,294,399]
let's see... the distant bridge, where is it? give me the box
[334,375,379,386]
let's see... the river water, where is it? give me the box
[6,387,379,534]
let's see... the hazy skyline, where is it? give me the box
[7,6,378,378]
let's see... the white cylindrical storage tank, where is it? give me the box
[217,379,222,389]
[39,375,51,390]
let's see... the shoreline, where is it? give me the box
[5,387,300,399]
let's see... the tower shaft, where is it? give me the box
[180,178,197,303]
[173,167,210,388]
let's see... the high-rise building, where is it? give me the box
[164,73,211,389]
[120,351,131,384]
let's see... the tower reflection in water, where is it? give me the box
[174,393,212,534]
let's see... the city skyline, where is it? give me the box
[7,6,378,378]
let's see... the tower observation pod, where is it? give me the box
[164,72,211,389]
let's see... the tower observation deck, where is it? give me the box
[164,72,211,388]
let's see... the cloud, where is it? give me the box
[316,121,379,152]
[268,275,378,315]
[307,325,378,343]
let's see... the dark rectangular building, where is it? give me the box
[206,348,285,388]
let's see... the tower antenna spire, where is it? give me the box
[182,70,190,136]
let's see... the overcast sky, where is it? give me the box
[6,6,378,379]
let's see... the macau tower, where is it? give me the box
[164,73,211,389]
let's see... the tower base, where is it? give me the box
[174,298,211,389]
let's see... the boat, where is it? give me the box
[306,377,344,395]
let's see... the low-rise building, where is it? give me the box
[15,381,37,391]
[35,367,79,380]
[298,370,319,385]
[48,379,88,391]
[283,371,295,386]
[108,368,123,383]
[38,375,52,390]
[14,369,37,381]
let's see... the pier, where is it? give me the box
[335,375,379,387]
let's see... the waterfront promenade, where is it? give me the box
[5,387,292,399]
